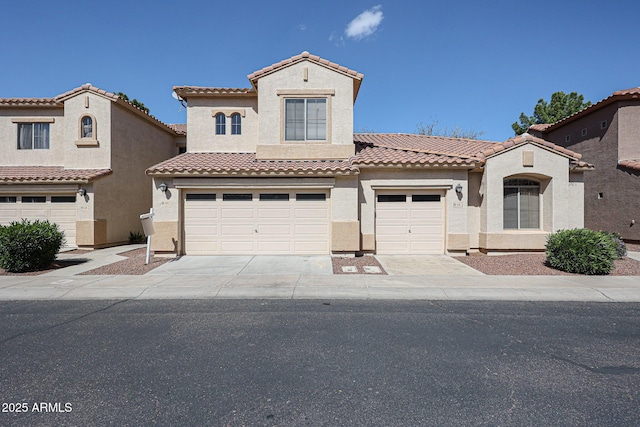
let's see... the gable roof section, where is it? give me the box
[248,51,364,100]
[54,84,180,135]
[352,133,593,170]
[618,159,640,171]
[146,153,357,176]
[0,166,112,183]
[533,87,640,133]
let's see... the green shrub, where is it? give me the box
[0,219,65,272]
[601,231,627,259]
[129,231,146,244]
[545,228,617,275]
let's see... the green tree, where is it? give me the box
[416,117,484,140]
[512,91,591,135]
[116,92,150,114]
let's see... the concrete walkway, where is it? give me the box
[0,246,638,302]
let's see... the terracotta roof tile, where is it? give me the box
[147,153,357,176]
[0,167,112,183]
[0,98,61,107]
[172,86,256,98]
[528,123,552,132]
[354,133,496,159]
[167,124,186,135]
[248,51,364,81]
[619,159,640,171]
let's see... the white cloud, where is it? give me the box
[298,23,307,31]
[345,5,383,40]
[329,31,345,47]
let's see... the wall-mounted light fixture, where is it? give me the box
[455,184,463,194]
[159,182,168,192]
[77,188,86,197]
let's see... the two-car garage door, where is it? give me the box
[184,190,330,255]
[0,195,77,247]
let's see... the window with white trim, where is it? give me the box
[285,98,326,141]
[503,179,540,229]
[17,123,50,149]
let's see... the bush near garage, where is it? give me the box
[0,219,65,273]
[545,228,618,275]
[601,231,627,259]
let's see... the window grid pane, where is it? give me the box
[215,114,226,135]
[33,123,49,149]
[306,99,326,140]
[18,123,32,149]
[285,99,305,141]
[231,114,241,135]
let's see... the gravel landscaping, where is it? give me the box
[331,255,387,274]
[456,252,640,276]
[79,248,171,275]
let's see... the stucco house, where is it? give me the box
[529,87,640,243]
[0,85,185,248]
[147,52,592,256]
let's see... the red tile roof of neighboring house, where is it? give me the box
[528,123,552,132]
[532,87,640,133]
[618,159,640,171]
[168,124,187,135]
[0,167,112,183]
[146,153,358,176]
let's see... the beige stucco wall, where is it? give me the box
[479,143,585,251]
[186,96,258,153]
[0,107,65,166]
[256,61,355,158]
[62,93,112,169]
[92,103,179,245]
[358,167,469,252]
[331,175,359,251]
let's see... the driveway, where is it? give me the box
[148,254,482,276]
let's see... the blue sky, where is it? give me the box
[2,0,638,142]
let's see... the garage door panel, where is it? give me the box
[258,208,292,219]
[376,241,410,253]
[410,208,441,221]
[220,241,255,252]
[377,225,409,235]
[294,241,329,253]
[0,208,20,223]
[294,208,328,219]
[376,209,408,220]
[258,224,291,235]
[221,208,254,219]
[221,225,254,236]
[257,241,292,252]
[185,208,218,219]
[294,224,328,235]
[410,225,443,235]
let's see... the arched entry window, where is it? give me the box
[503,179,540,229]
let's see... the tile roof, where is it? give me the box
[0,98,61,107]
[248,51,364,82]
[352,133,593,170]
[618,159,640,171]
[535,87,640,132]
[146,153,358,176]
[0,167,112,183]
[172,86,256,98]
[167,124,187,135]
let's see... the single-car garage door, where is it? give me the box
[375,191,444,254]
[0,195,77,247]
[184,190,330,255]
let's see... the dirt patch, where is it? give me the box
[332,255,387,275]
[456,253,640,276]
[79,248,170,275]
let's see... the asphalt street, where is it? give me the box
[1,300,639,426]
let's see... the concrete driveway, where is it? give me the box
[148,254,482,276]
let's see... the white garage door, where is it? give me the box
[184,190,330,255]
[375,191,444,254]
[0,195,77,247]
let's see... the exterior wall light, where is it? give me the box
[159,182,168,192]
[455,184,463,194]
[77,188,86,197]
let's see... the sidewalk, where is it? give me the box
[0,247,639,302]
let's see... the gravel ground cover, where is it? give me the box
[79,248,170,275]
[331,255,387,275]
[456,253,640,276]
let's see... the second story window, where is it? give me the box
[231,113,241,135]
[81,116,93,138]
[215,113,226,135]
[17,123,50,149]
[285,98,326,141]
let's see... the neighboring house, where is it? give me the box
[0,85,185,248]
[529,87,640,243]
[147,52,592,255]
